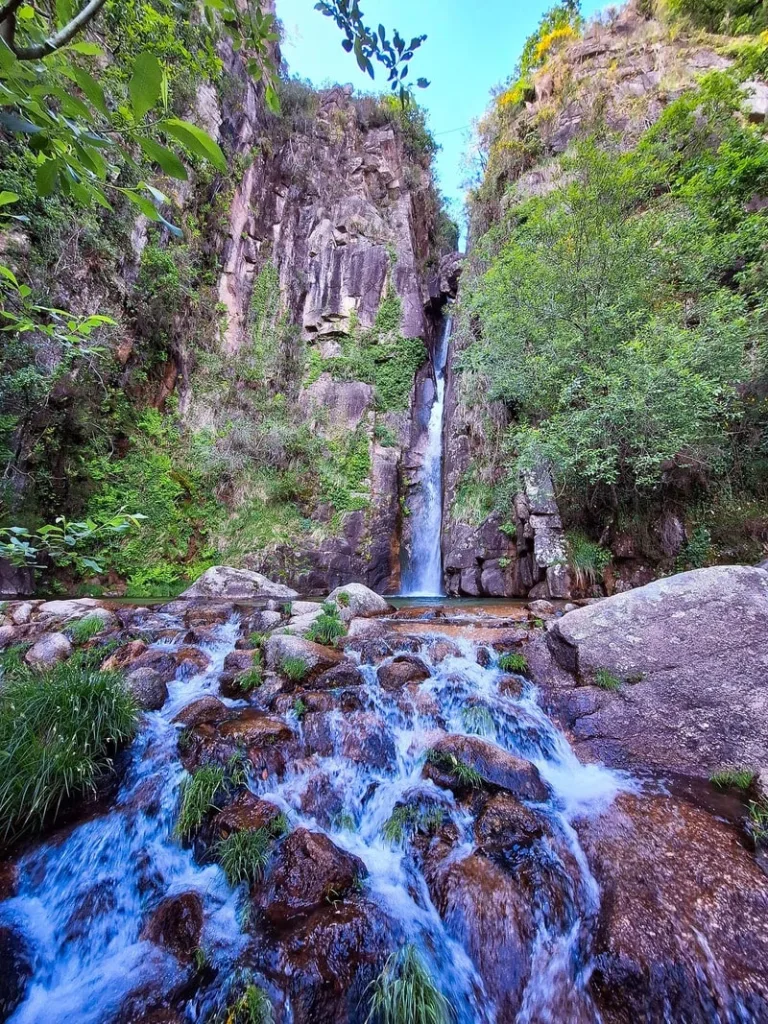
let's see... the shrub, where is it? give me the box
[229,983,275,1024]
[426,749,482,788]
[336,590,351,608]
[364,943,453,1024]
[567,533,611,591]
[66,615,107,645]
[594,668,622,691]
[497,652,528,674]
[0,664,138,841]
[280,656,309,683]
[306,604,346,646]
[175,764,226,839]
[711,768,755,790]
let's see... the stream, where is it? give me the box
[0,606,631,1023]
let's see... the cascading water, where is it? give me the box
[401,315,452,597]
[0,607,631,1023]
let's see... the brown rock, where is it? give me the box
[217,709,294,747]
[141,891,203,962]
[338,712,396,769]
[213,792,283,837]
[312,661,364,689]
[426,735,548,801]
[260,828,366,925]
[175,646,211,677]
[101,640,148,673]
[173,695,229,728]
[377,655,430,690]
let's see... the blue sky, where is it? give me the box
[278,0,605,230]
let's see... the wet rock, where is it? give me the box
[223,649,259,674]
[338,712,396,769]
[0,924,32,1021]
[182,602,234,627]
[174,646,210,677]
[474,792,546,853]
[173,695,229,728]
[544,565,768,776]
[377,654,430,690]
[578,792,768,1021]
[264,634,343,681]
[125,648,178,684]
[260,828,366,925]
[311,661,364,690]
[427,735,548,801]
[64,879,119,943]
[213,792,283,837]
[499,674,525,699]
[341,637,394,664]
[428,638,461,663]
[101,640,148,672]
[345,617,386,639]
[25,631,71,668]
[217,709,294,747]
[126,667,168,711]
[528,598,555,616]
[297,770,346,825]
[141,891,203,963]
[327,583,390,618]
[181,566,298,601]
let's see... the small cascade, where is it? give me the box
[401,315,452,597]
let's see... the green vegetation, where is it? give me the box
[235,666,264,694]
[669,0,768,34]
[711,768,756,790]
[306,602,347,645]
[364,943,453,1024]
[292,697,308,721]
[567,534,611,592]
[175,764,226,839]
[497,652,528,674]
[747,801,768,844]
[382,802,445,845]
[216,827,275,886]
[66,615,108,645]
[461,705,496,737]
[280,656,309,682]
[228,984,275,1024]
[0,663,138,842]
[461,69,768,561]
[594,668,622,692]
[426,749,483,788]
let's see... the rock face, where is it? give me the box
[180,567,297,601]
[538,565,768,776]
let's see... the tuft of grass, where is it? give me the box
[248,632,268,649]
[66,615,107,645]
[280,656,309,682]
[175,764,226,839]
[233,984,275,1024]
[594,668,622,691]
[306,603,347,646]
[236,666,264,693]
[194,946,209,972]
[216,827,274,886]
[0,663,138,841]
[226,750,250,788]
[461,705,496,737]
[747,801,768,845]
[364,943,454,1024]
[0,643,31,683]
[711,768,755,791]
[292,697,308,721]
[497,652,528,674]
[382,803,444,846]
[336,590,351,608]
[567,532,611,591]
[426,749,482,789]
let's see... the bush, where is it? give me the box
[497,652,528,674]
[0,664,138,841]
[280,656,309,682]
[567,533,611,591]
[364,943,453,1024]
[306,603,346,646]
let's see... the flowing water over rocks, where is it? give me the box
[1,596,766,1023]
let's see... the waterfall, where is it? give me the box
[401,314,452,597]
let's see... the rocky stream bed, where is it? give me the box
[0,568,767,1023]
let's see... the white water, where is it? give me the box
[401,315,452,597]
[0,616,633,1023]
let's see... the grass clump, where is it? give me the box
[567,533,611,592]
[280,656,309,683]
[216,827,274,886]
[747,801,768,845]
[593,668,622,691]
[306,603,346,646]
[710,768,755,791]
[235,666,264,693]
[364,943,454,1024]
[66,615,107,645]
[382,803,445,846]
[336,590,351,608]
[292,697,308,721]
[175,764,226,839]
[426,749,483,789]
[461,705,496,738]
[497,652,528,674]
[230,984,274,1024]
[0,663,138,841]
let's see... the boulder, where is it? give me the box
[338,712,396,769]
[528,599,555,617]
[9,603,34,626]
[36,598,101,623]
[579,791,768,1021]
[141,891,203,962]
[311,661,365,690]
[124,648,178,684]
[125,668,168,711]
[217,710,294,746]
[260,828,366,926]
[285,611,323,634]
[327,583,390,619]
[101,640,148,673]
[290,601,323,617]
[377,655,430,690]
[25,631,71,668]
[0,624,16,649]
[264,634,343,681]
[543,566,768,776]
[175,646,211,677]
[426,735,548,802]
[213,792,283,837]
[173,695,229,728]
[180,567,297,601]
[345,617,386,639]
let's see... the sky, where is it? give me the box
[277,0,605,232]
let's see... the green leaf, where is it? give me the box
[138,136,188,180]
[160,118,227,172]
[67,41,104,55]
[123,190,161,221]
[71,68,108,118]
[0,265,20,289]
[0,192,19,207]
[35,158,59,197]
[129,52,162,121]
